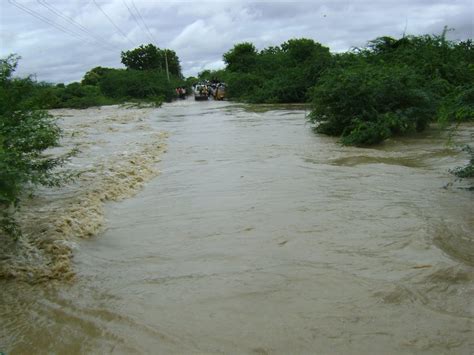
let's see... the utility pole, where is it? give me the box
[164,49,170,82]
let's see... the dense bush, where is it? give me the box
[17,67,185,111]
[99,68,177,102]
[438,86,474,123]
[25,81,113,109]
[5,43,187,111]
[224,72,263,102]
[309,32,473,146]
[217,32,472,149]
[309,64,435,145]
[218,32,472,180]
[0,56,72,236]
[221,38,331,103]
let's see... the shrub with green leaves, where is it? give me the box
[99,68,177,102]
[222,38,331,103]
[307,31,474,146]
[309,64,435,145]
[450,145,474,179]
[0,55,72,237]
[438,86,474,123]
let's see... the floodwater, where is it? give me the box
[1,99,473,354]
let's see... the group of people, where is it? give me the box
[175,87,187,99]
[193,83,209,98]
[176,80,227,101]
[193,80,226,100]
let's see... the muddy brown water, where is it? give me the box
[1,99,473,354]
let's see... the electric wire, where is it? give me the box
[37,0,118,52]
[122,0,172,80]
[129,0,171,81]
[122,0,149,42]
[10,0,117,54]
[8,0,86,41]
[92,0,135,47]
[130,0,156,43]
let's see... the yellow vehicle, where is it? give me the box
[214,85,226,100]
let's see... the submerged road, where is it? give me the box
[1,99,473,354]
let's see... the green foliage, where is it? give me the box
[81,66,113,86]
[340,119,391,146]
[30,81,114,109]
[0,47,186,238]
[281,38,329,65]
[0,45,181,112]
[224,72,263,102]
[450,145,474,179]
[121,44,182,77]
[438,86,474,123]
[197,70,212,80]
[0,55,73,237]
[218,32,471,150]
[364,34,474,90]
[18,60,186,110]
[197,69,228,83]
[309,64,435,145]
[223,42,258,73]
[222,38,331,103]
[186,76,199,86]
[56,83,110,108]
[99,68,177,102]
[308,31,473,146]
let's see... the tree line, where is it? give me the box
[202,30,473,179]
[204,30,473,145]
[20,44,186,110]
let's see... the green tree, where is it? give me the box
[198,70,212,80]
[163,49,182,78]
[121,44,182,77]
[223,42,258,73]
[219,38,332,103]
[0,55,72,237]
[81,66,113,86]
[197,69,228,83]
[281,38,328,64]
[121,44,161,70]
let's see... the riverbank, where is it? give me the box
[0,105,168,282]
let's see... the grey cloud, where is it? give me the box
[1,0,472,83]
[423,10,473,39]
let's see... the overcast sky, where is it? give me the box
[1,0,472,83]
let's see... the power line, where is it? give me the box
[92,0,135,47]
[37,0,118,52]
[130,0,156,43]
[122,0,169,81]
[9,0,86,41]
[122,0,149,42]
[9,0,118,54]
